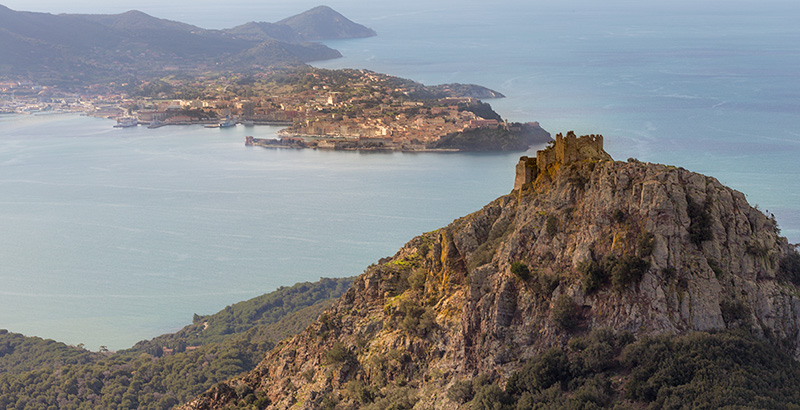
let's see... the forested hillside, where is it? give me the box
[0,277,352,410]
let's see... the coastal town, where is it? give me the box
[0,68,550,151]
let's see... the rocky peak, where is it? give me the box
[182,144,800,409]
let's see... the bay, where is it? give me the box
[0,113,530,349]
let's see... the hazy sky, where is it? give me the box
[4,0,790,30]
[0,0,371,28]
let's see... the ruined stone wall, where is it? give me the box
[515,131,609,190]
[513,156,537,190]
[555,131,604,165]
[536,145,558,175]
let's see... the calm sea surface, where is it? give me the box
[1,0,799,349]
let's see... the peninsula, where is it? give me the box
[1,67,551,151]
[237,68,549,152]
[0,5,551,151]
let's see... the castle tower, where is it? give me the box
[514,156,537,190]
[515,132,612,190]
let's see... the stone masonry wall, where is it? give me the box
[514,131,609,190]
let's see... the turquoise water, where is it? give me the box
[0,114,530,349]
[1,0,799,349]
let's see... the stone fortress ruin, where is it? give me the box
[514,131,611,190]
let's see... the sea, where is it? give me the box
[1,0,799,350]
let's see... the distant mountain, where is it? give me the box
[224,6,376,43]
[0,4,375,85]
[275,5,376,41]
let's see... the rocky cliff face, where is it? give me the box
[182,155,800,410]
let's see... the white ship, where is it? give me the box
[218,116,236,128]
[114,117,139,128]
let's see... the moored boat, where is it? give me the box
[114,117,138,128]
[218,116,236,128]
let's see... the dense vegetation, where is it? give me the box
[454,329,800,410]
[0,277,352,410]
[128,277,352,353]
[432,123,550,152]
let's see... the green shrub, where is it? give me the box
[620,332,800,408]
[779,251,800,285]
[447,379,474,404]
[397,299,437,337]
[720,297,751,327]
[320,393,337,410]
[578,259,606,294]
[531,272,560,297]
[569,375,612,408]
[407,268,427,291]
[363,387,418,410]
[469,244,495,272]
[489,331,800,409]
[546,215,559,236]
[746,242,770,258]
[687,197,713,245]
[661,266,677,281]
[418,242,430,258]
[580,339,616,374]
[345,380,375,404]
[235,383,253,398]
[325,342,352,365]
[636,231,655,258]
[507,347,571,395]
[470,383,514,410]
[253,393,271,409]
[609,255,650,292]
[568,329,620,376]
[510,262,531,281]
[551,295,580,331]
[580,254,649,294]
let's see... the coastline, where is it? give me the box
[245,135,503,153]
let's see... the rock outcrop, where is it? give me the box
[182,138,800,410]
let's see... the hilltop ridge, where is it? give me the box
[276,5,376,41]
[182,135,800,409]
[0,5,373,84]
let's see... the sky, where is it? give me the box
[5,0,790,30]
